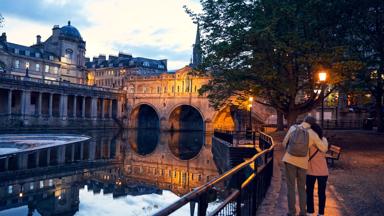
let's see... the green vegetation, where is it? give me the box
[188,0,360,127]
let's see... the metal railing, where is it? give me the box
[154,132,275,216]
[214,129,258,147]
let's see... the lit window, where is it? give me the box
[40,181,44,188]
[65,49,73,60]
[14,48,19,54]
[49,55,54,61]
[36,64,40,71]
[15,60,20,69]
[8,185,13,194]
[35,53,40,58]
[53,67,58,74]
[25,50,30,56]
[45,65,50,73]
[49,179,53,187]
[143,61,150,67]
[143,86,147,93]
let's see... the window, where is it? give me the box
[143,86,147,93]
[25,50,30,56]
[158,64,165,69]
[49,55,54,61]
[8,185,13,194]
[129,86,135,93]
[40,181,44,188]
[65,48,73,60]
[30,183,34,190]
[157,86,161,93]
[45,65,50,73]
[14,48,19,54]
[48,179,53,187]
[15,60,20,69]
[35,53,40,58]
[177,86,180,93]
[53,67,58,74]
[36,64,40,71]
[143,61,150,67]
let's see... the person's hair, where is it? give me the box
[311,123,323,139]
[303,115,317,125]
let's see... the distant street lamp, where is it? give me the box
[248,97,253,131]
[318,71,328,128]
[25,62,29,77]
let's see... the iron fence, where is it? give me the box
[213,129,258,147]
[153,132,275,216]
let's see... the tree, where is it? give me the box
[188,0,360,127]
[342,0,384,132]
[0,14,3,28]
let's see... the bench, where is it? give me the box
[326,145,341,167]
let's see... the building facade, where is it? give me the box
[0,21,86,84]
[86,53,167,89]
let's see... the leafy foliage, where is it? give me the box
[188,0,361,125]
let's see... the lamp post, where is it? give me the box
[248,97,253,131]
[318,71,327,128]
[25,62,29,78]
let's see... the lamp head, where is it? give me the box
[318,71,327,82]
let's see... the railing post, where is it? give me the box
[236,174,242,216]
[252,158,259,215]
[197,192,208,216]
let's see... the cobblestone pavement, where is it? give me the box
[257,135,348,216]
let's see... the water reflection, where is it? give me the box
[0,129,218,216]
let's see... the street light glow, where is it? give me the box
[249,97,253,102]
[319,71,327,82]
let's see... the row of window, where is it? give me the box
[127,85,199,94]
[7,179,54,194]
[94,70,121,77]
[14,60,58,74]
[96,79,123,87]
[13,48,54,60]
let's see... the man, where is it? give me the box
[282,116,328,216]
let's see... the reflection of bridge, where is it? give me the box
[0,129,220,214]
[125,66,274,132]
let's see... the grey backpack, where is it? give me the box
[286,125,309,157]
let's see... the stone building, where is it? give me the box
[86,52,167,89]
[0,21,86,84]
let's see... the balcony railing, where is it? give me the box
[0,73,122,94]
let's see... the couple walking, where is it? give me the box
[282,116,329,216]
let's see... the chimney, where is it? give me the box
[98,54,106,64]
[36,35,41,44]
[0,33,7,42]
[52,25,60,36]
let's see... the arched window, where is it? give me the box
[65,48,73,60]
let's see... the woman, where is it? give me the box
[307,123,329,216]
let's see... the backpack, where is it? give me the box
[286,125,309,157]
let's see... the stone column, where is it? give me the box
[35,151,40,167]
[57,146,65,164]
[82,97,86,118]
[4,157,9,171]
[21,90,31,116]
[108,99,113,119]
[37,92,42,117]
[7,89,12,116]
[60,94,68,120]
[101,98,105,119]
[91,97,98,120]
[80,142,84,160]
[71,144,75,162]
[17,154,28,170]
[49,94,53,117]
[47,149,51,165]
[117,99,122,118]
[73,96,77,118]
[89,140,96,160]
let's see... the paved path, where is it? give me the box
[257,142,348,216]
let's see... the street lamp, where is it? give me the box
[25,62,29,78]
[318,71,327,128]
[248,97,253,131]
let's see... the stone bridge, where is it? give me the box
[123,66,274,132]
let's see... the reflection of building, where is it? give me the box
[86,53,167,88]
[0,21,86,84]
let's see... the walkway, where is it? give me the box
[257,134,348,216]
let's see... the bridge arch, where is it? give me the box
[168,104,205,131]
[129,103,160,129]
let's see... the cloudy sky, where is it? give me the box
[0,0,202,70]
